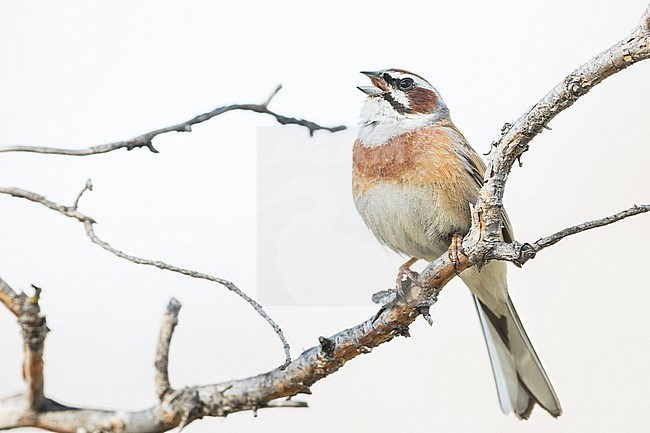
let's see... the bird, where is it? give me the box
[352,68,562,419]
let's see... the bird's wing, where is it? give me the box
[450,126,515,243]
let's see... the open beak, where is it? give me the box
[358,70,388,96]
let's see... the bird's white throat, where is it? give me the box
[357,96,438,147]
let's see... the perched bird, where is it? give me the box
[352,68,561,419]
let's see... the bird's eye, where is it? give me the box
[398,78,414,90]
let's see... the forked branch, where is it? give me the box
[465,3,650,264]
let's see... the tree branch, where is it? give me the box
[0,289,309,433]
[19,285,47,412]
[0,187,95,224]
[533,204,650,252]
[0,278,48,413]
[0,278,20,317]
[465,3,650,266]
[0,85,346,156]
[0,185,292,369]
[1,195,647,432]
[480,204,650,266]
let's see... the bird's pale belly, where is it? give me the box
[353,181,470,261]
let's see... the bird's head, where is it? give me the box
[358,68,448,117]
[357,68,449,146]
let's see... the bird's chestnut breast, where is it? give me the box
[352,133,423,187]
[352,125,472,197]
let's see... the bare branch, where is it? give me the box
[0,254,452,433]
[533,204,650,252]
[19,286,47,412]
[0,195,648,431]
[82,221,292,369]
[155,298,182,401]
[0,86,346,157]
[0,187,94,223]
[0,184,292,369]
[465,3,650,266]
[483,204,650,266]
[0,278,48,412]
[0,277,20,317]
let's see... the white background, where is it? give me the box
[1,1,649,432]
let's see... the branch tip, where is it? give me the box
[72,179,93,210]
[263,84,283,107]
[167,297,182,313]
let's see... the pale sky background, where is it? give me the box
[1,1,649,432]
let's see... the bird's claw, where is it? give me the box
[396,257,419,300]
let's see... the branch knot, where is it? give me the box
[318,336,335,357]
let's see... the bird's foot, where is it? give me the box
[395,257,419,299]
[448,232,465,275]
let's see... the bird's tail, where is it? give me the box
[473,294,562,419]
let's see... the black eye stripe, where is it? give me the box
[383,93,413,114]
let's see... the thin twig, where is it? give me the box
[533,204,650,251]
[0,86,346,156]
[0,184,292,369]
[72,179,93,210]
[486,204,650,266]
[262,84,283,107]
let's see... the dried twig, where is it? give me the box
[72,179,93,210]
[478,204,650,266]
[0,85,346,156]
[0,185,292,369]
[532,204,650,251]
